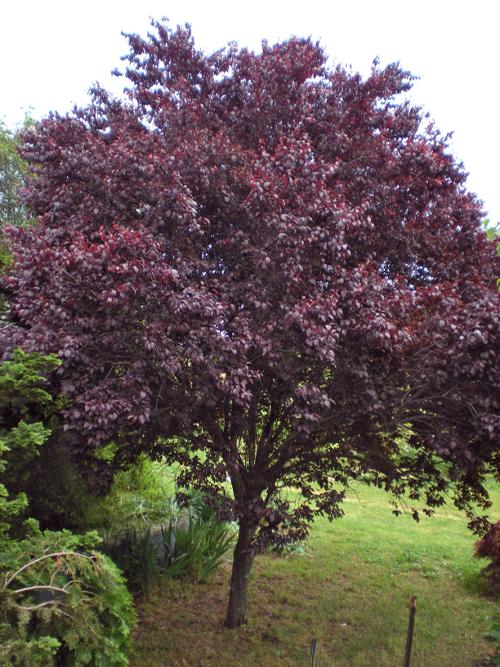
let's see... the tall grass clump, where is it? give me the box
[161,497,234,582]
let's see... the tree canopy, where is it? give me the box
[1,21,498,626]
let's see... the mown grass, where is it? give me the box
[131,482,499,666]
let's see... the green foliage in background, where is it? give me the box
[483,219,500,292]
[96,457,177,533]
[0,119,31,230]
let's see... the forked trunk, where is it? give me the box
[225,521,256,628]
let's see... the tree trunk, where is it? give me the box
[225,521,256,628]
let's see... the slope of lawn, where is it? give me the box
[132,482,499,666]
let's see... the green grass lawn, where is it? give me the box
[131,482,499,666]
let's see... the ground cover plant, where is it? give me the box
[132,482,500,667]
[1,19,498,628]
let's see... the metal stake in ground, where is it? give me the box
[403,596,417,667]
[310,638,318,667]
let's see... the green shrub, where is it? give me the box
[93,457,177,534]
[0,349,88,534]
[0,636,62,666]
[4,437,109,532]
[0,351,136,665]
[0,349,60,538]
[0,526,136,666]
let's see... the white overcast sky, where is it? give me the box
[1,0,498,223]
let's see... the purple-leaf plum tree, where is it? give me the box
[1,21,498,627]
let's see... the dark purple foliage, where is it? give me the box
[475,521,500,596]
[1,21,498,626]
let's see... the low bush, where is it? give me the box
[0,526,136,666]
[93,457,177,534]
[475,521,500,596]
[0,351,136,665]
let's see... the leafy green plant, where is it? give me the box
[0,349,60,538]
[92,457,177,534]
[99,480,232,590]
[161,497,234,582]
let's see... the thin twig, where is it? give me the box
[10,584,69,596]
[4,551,95,588]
